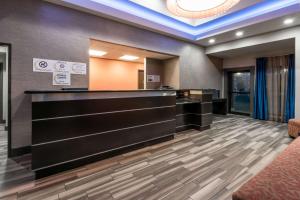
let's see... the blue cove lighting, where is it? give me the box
[86,0,300,40]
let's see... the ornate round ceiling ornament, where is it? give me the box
[167,0,240,19]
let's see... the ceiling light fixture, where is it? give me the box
[89,49,107,57]
[119,55,139,61]
[284,18,294,25]
[236,31,244,37]
[166,0,240,19]
[209,39,216,44]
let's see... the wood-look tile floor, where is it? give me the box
[0,125,34,192]
[1,115,293,200]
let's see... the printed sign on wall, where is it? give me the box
[33,58,54,72]
[54,61,70,72]
[33,58,87,75]
[53,71,71,85]
[147,75,160,83]
[33,58,87,86]
[70,62,87,75]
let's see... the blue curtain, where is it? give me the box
[284,54,295,122]
[253,57,268,120]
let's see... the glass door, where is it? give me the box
[228,71,251,115]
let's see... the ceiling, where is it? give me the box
[47,0,300,45]
[209,38,295,58]
[199,12,300,46]
[90,40,176,63]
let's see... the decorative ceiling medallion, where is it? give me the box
[167,0,240,19]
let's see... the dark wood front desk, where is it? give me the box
[25,90,213,178]
[26,90,176,178]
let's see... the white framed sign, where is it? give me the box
[70,62,87,75]
[53,71,71,85]
[147,75,160,83]
[33,58,54,72]
[54,61,70,72]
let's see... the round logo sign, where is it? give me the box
[55,61,68,71]
[39,61,48,68]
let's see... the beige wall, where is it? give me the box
[223,50,295,69]
[89,58,144,90]
[223,56,256,69]
[145,57,180,89]
[163,57,180,89]
[145,58,164,89]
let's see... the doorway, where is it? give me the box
[228,70,252,115]
[138,70,144,89]
[0,44,10,158]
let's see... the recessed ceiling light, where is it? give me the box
[119,55,139,61]
[89,49,107,57]
[236,31,244,37]
[209,39,216,44]
[284,18,294,25]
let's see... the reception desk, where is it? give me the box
[25,90,176,178]
[25,89,213,178]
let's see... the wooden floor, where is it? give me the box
[1,115,293,200]
[0,125,34,192]
[0,125,7,161]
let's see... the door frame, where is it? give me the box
[224,67,255,116]
[0,43,12,157]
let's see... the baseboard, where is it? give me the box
[10,146,31,157]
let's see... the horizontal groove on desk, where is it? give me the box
[33,106,175,144]
[33,96,175,119]
[32,120,175,170]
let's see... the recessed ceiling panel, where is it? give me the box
[47,0,300,43]
[130,0,263,26]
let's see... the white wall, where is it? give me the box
[206,26,300,118]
